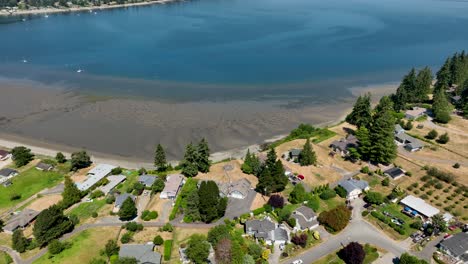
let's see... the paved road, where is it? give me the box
[282,198,408,264]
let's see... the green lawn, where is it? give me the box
[316,196,346,213]
[67,199,107,220]
[0,167,63,210]
[115,170,138,193]
[33,228,119,264]
[0,251,12,264]
[313,251,344,264]
[313,244,379,264]
[368,203,418,239]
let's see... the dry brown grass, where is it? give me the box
[132,227,173,243]
[197,160,258,186]
[250,193,268,210]
[27,194,62,211]
[70,165,94,183]
[171,227,210,262]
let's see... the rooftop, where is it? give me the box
[100,175,126,194]
[138,175,157,187]
[0,168,18,177]
[439,232,468,257]
[400,195,440,218]
[245,218,276,239]
[294,206,316,220]
[384,167,405,179]
[3,209,40,232]
[0,149,9,158]
[330,134,359,151]
[394,124,404,134]
[36,162,53,170]
[119,244,161,264]
[219,178,251,197]
[76,164,116,191]
[161,174,184,196]
[405,107,427,118]
[115,193,135,208]
[339,179,369,193]
[289,149,302,156]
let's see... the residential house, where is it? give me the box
[113,193,136,213]
[384,167,405,180]
[160,174,185,199]
[395,133,424,152]
[289,149,302,160]
[338,179,370,200]
[438,232,468,264]
[36,162,53,171]
[394,124,405,135]
[292,206,318,231]
[245,217,289,245]
[219,178,252,199]
[405,107,427,119]
[76,164,117,191]
[400,195,440,219]
[138,175,157,188]
[0,150,11,161]
[330,134,359,157]
[451,95,462,104]
[119,244,162,264]
[0,168,18,184]
[99,175,126,195]
[3,209,40,234]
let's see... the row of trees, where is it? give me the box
[255,148,288,195]
[347,95,397,164]
[180,139,210,177]
[392,67,432,111]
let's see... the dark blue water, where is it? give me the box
[1,0,468,100]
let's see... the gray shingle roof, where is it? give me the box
[439,232,468,257]
[3,209,40,232]
[119,244,161,264]
[245,219,275,239]
[138,175,157,187]
[273,227,288,241]
[394,124,404,134]
[339,179,369,193]
[330,135,359,152]
[36,162,53,171]
[294,206,316,220]
[290,149,302,157]
[115,193,135,208]
[0,168,18,177]
[219,178,251,198]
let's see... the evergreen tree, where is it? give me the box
[154,144,167,171]
[289,184,307,204]
[118,197,138,221]
[345,93,372,128]
[415,67,432,102]
[55,152,66,163]
[33,205,74,246]
[185,190,201,222]
[432,89,451,123]
[61,176,82,208]
[265,148,277,169]
[181,143,199,177]
[241,149,253,174]
[435,58,451,93]
[12,229,29,253]
[355,126,371,160]
[393,68,416,111]
[374,95,394,114]
[370,99,397,164]
[196,138,211,173]
[271,160,287,192]
[298,138,317,166]
[256,168,275,195]
[198,181,222,223]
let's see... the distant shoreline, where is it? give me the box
[0,0,180,17]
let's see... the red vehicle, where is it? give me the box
[297,175,305,180]
[449,225,457,231]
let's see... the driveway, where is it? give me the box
[222,189,256,220]
[137,191,151,219]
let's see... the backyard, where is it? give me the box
[67,198,110,222]
[0,167,63,212]
[366,203,418,240]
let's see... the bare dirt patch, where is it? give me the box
[197,160,258,185]
[27,194,62,211]
[70,165,94,183]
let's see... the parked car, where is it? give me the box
[292,260,303,264]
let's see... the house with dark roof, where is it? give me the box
[292,206,318,231]
[0,168,18,184]
[384,167,405,180]
[119,244,162,264]
[219,178,252,199]
[138,175,157,187]
[3,209,40,234]
[438,232,468,263]
[99,175,126,195]
[330,134,359,157]
[113,193,136,213]
[36,162,53,171]
[0,150,11,161]
[245,217,289,245]
[338,179,369,200]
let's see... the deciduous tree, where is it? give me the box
[70,150,92,171]
[11,146,33,167]
[338,242,365,264]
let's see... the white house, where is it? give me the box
[438,232,468,263]
[76,164,116,191]
[160,174,185,199]
[245,217,289,245]
[292,206,318,231]
[338,179,370,200]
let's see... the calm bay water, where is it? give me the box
[1,0,468,100]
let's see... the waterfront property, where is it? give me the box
[394,124,405,135]
[160,174,185,199]
[119,244,162,264]
[289,149,302,160]
[292,206,318,231]
[76,164,116,191]
[219,178,252,199]
[113,193,136,213]
[330,134,359,157]
[245,217,289,245]
[400,195,440,219]
[405,107,427,119]
[35,162,53,171]
[3,208,40,234]
[99,175,126,195]
[338,179,369,200]
[438,232,468,263]
[138,174,157,187]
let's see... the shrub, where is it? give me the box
[318,205,351,232]
[453,163,460,169]
[435,183,443,189]
[319,189,336,200]
[91,212,98,218]
[361,166,370,174]
[443,189,449,193]
[381,177,390,187]
[164,240,173,261]
[48,240,66,255]
[268,194,285,208]
[161,223,174,232]
[287,218,296,228]
[153,235,164,245]
[111,167,123,175]
[252,207,266,216]
[420,194,429,200]
[338,242,365,264]
[425,129,438,140]
[9,193,21,201]
[124,222,143,232]
[334,186,347,198]
[291,233,308,248]
[120,232,133,244]
[437,133,449,144]
[364,192,384,205]
[405,171,412,177]
[90,190,104,199]
[361,211,369,217]
[426,190,433,195]
[141,210,158,221]
[414,190,420,194]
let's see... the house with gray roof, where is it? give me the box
[245,217,289,245]
[395,132,424,152]
[292,206,318,231]
[438,232,468,263]
[338,179,370,200]
[76,164,117,191]
[394,124,405,135]
[0,168,18,178]
[289,149,302,160]
[3,209,40,234]
[384,167,405,180]
[113,193,136,213]
[99,175,126,194]
[405,107,427,119]
[138,175,157,187]
[219,178,252,199]
[119,244,161,264]
[330,134,359,157]
[36,162,53,171]
[160,174,185,199]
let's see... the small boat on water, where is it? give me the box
[76,69,83,73]
[44,14,49,18]
[22,59,28,63]
[22,18,26,21]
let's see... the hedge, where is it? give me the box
[370,211,405,235]
[252,207,266,216]
[164,240,173,261]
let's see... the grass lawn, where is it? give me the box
[366,203,418,240]
[0,168,63,211]
[313,244,379,264]
[0,233,11,247]
[115,170,139,193]
[33,227,119,264]
[313,251,344,264]
[363,244,379,264]
[67,198,107,220]
[0,252,12,264]
[316,196,346,213]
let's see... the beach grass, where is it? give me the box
[0,167,63,211]
[33,227,119,264]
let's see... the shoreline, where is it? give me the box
[0,0,180,17]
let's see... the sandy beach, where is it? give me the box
[0,0,179,16]
[0,78,397,165]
